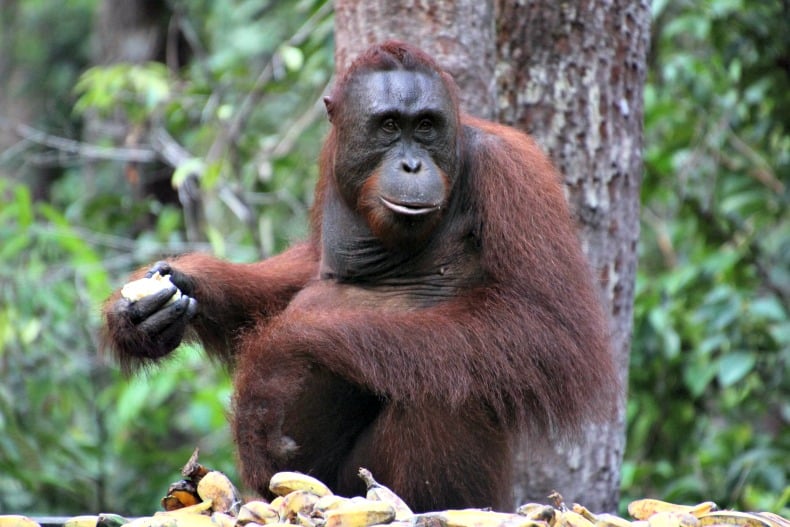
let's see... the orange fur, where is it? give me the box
[101,41,617,513]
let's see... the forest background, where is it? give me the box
[0,0,787,518]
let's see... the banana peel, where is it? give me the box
[358,467,413,521]
[697,511,776,527]
[0,517,41,527]
[322,499,396,527]
[269,471,332,498]
[415,508,550,527]
[628,500,717,521]
[196,470,241,514]
[237,500,281,525]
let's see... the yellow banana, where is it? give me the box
[196,470,241,514]
[237,500,281,525]
[314,494,355,515]
[629,500,719,521]
[517,504,546,515]
[280,489,322,520]
[159,500,213,516]
[674,513,700,527]
[126,514,217,527]
[64,516,99,527]
[96,513,129,527]
[323,499,396,527]
[121,272,182,304]
[595,513,634,527]
[0,516,41,527]
[269,471,332,498]
[416,509,549,527]
[556,511,596,527]
[697,512,775,527]
[646,512,683,527]
[573,505,598,523]
[756,512,790,527]
[210,512,236,527]
[295,512,317,527]
[517,504,556,526]
[358,468,413,520]
[688,504,718,519]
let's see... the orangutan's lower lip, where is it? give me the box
[380,197,440,215]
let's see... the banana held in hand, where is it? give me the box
[121,272,182,304]
[358,468,413,520]
[269,471,332,498]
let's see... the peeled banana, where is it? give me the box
[121,272,182,304]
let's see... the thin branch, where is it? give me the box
[149,127,206,243]
[266,88,330,159]
[725,126,785,194]
[149,127,193,167]
[6,119,157,163]
[205,1,333,164]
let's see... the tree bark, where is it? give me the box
[333,0,497,118]
[496,0,650,511]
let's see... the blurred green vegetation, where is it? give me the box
[0,0,787,518]
[622,0,789,515]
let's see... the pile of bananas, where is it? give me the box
[2,452,788,527]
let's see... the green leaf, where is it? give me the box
[716,352,756,387]
[683,356,717,397]
[748,297,786,321]
[172,158,205,189]
[280,45,305,72]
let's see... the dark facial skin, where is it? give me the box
[330,69,460,242]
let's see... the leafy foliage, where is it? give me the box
[623,0,789,515]
[1,0,333,515]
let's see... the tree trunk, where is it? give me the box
[333,0,497,117]
[496,0,650,511]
